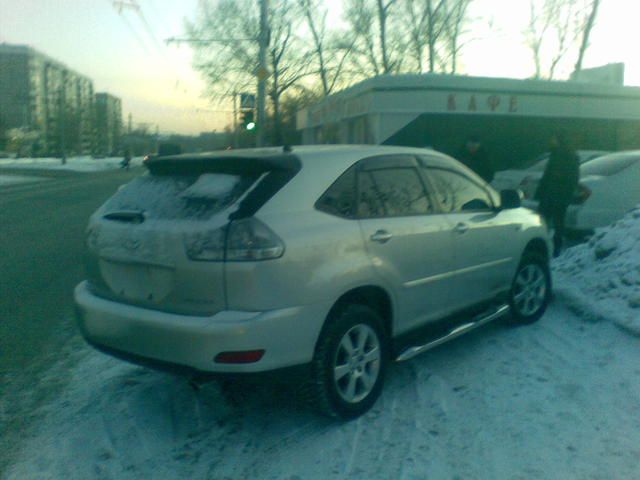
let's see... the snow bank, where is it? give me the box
[0,156,144,173]
[553,205,640,336]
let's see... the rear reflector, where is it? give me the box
[214,350,265,364]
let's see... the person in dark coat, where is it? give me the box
[121,149,131,170]
[458,136,494,183]
[535,132,579,257]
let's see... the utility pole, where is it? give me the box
[59,76,66,165]
[233,91,239,148]
[256,0,269,147]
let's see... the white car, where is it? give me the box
[562,151,640,233]
[75,145,552,418]
[492,150,608,200]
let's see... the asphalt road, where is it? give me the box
[0,168,141,376]
[0,167,141,472]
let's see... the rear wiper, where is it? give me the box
[103,210,146,224]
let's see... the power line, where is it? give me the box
[165,36,256,45]
[109,0,154,55]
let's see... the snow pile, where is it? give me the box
[0,156,144,173]
[553,205,640,336]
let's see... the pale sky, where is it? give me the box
[1,0,639,135]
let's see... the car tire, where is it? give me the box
[307,304,388,419]
[509,251,551,324]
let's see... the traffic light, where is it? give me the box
[240,110,255,130]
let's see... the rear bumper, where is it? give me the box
[74,281,327,373]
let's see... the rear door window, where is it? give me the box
[103,173,258,221]
[316,165,357,218]
[358,165,433,218]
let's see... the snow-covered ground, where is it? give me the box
[0,156,144,173]
[0,174,50,186]
[3,303,640,480]
[4,208,640,479]
[554,205,640,336]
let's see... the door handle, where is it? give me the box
[370,230,393,244]
[454,222,469,234]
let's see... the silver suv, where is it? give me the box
[75,145,552,418]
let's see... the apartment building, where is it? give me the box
[0,43,96,156]
[95,93,123,156]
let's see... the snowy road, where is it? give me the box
[0,167,142,475]
[4,302,640,479]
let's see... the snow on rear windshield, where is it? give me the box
[103,173,255,220]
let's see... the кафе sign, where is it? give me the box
[447,93,519,114]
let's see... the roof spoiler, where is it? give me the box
[144,153,301,176]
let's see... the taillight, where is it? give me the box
[226,218,285,261]
[572,184,591,204]
[183,218,284,261]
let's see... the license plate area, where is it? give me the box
[100,260,174,302]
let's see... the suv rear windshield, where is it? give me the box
[580,154,640,177]
[103,173,258,221]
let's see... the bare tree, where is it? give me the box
[524,0,555,79]
[298,0,354,96]
[401,0,449,73]
[267,0,312,143]
[185,0,259,95]
[343,0,403,77]
[442,0,473,74]
[185,0,309,143]
[548,1,580,79]
[574,0,600,74]
[376,0,398,73]
[525,0,603,80]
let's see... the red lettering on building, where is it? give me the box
[509,96,518,112]
[488,95,500,111]
[468,95,477,111]
[447,94,456,111]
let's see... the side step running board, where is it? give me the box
[396,304,510,362]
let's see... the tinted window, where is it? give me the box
[426,168,493,212]
[316,166,357,218]
[580,153,640,177]
[358,167,433,218]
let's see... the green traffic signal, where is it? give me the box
[240,110,255,130]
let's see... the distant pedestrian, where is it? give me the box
[535,132,579,257]
[458,136,494,183]
[121,149,131,170]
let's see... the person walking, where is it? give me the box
[458,136,494,183]
[535,132,579,257]
[121,149,131,170]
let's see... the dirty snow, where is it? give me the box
[0,156,144,173]
[554,204,640,336]
[4,303,640,480]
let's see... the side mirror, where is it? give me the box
[500,189,522,209]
